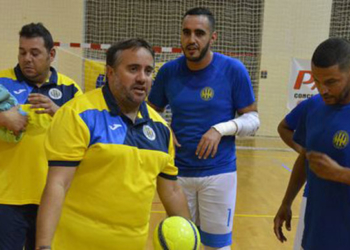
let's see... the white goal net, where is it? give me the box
[1,0,349,150]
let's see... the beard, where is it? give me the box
[338,80,350,104]
[183,41,211,62]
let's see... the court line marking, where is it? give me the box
[272,159,292,172]
[150,210,299,219]
[236,146,293,152]
[281,163,292,172]
[237,152,297,161]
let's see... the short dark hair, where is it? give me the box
[312,38,350,72]
[106,38,155,68]
[183,7,215,32]
[19,23,54,52]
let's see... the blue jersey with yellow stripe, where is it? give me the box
[149,53,255,177]
[0,66,82,205]
[294,98,350,250]
[45,84,177,250]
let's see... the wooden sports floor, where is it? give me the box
[146,138,302,250]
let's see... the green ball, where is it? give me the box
[153,216,201,250]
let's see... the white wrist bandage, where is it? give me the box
[212,111,260,137]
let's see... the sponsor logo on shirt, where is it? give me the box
[48,88,62,100]
[333,130,349,149]
[200,87,214,101]
[143,125,156,141]
[14,89,26,95]
[109,124,122,130]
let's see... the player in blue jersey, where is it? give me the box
[274,94,323,249]
[0,23,82,250]
[288,38,350,250]
[148,7,260,250]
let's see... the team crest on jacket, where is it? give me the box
[143,125,156,141]
[48,88,62,100]
[200,87,214,101]
[333,130,349,149]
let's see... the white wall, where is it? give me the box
[257,0,332,136]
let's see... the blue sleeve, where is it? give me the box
[293,104,308,148]
[231,60,255,110]
[148,66,169,109]
[285,99,308,130]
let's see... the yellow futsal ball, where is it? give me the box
[153,216,201,250]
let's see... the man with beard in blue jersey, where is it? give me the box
[274,94,323,249]
[291,38,350,250]
[148,7,260,250]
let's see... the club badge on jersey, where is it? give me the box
[48,88,63,100]
[333,130,349,149]
[200,87,214,101]
[143,125,156,141]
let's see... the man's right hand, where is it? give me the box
[273,203,292,243]
[0,106,28,135]
[171,129,181,148]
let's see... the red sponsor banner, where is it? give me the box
[288,58,318,110]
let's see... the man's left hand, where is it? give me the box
[196,127,222,159]
[307,151,343,181]
[28,93,59,117]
